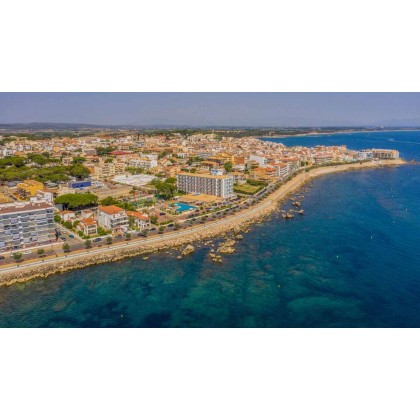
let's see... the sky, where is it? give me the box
[1,93,420,127]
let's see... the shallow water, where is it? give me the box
[0,131,419,327]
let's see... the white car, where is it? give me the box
[22,250,33,255]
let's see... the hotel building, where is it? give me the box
[176,172,234,198]
[0,201,56,252]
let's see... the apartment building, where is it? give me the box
[0,201,56,252]
[97,205,129,233]
[128,158,158,170]
[126,211,151,229]
[372,149,400,159]
[357,150,374,160]
[176,172,234,198]
[78,218,98,236]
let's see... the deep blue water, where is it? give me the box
[0,131,419,327]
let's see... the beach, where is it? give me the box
[0,159,406,286]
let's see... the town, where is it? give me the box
[0,130,400,264]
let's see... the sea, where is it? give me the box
[0,131,419,327]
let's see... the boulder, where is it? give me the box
[181,245,195,256]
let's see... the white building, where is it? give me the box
[128,158,158,170]
[357,150,374,160]
[97,205,129,233]
[249,154,268,168]
[0,201,55,251]
[176,173,234,198]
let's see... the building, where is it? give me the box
[248,154,268,168]
[274,163,289,178]
[78,218,98,236]
[0,201,55,251]
[68,180,92,189]
[128,158,158,170]
[16,180,44,200]
[372,149,399,159]
[314,154,334,165]
[357,150,374,160]
[97,205,129,233]
[176,172,234,198]
[126,211,151,229]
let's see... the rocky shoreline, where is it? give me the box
[0,159,406,287]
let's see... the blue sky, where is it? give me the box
[1,93,420,127]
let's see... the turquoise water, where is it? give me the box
[171,202,197,212]
[0,131,419,327]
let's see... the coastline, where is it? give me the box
[0,159,406,287]
[260,128,420,139]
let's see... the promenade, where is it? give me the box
[0,159,405,285]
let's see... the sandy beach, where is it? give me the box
[0,159,406,286]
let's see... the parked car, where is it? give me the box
[93,238,102,242]
[115,234,123,239]
[69,234,75,238]
[60,237,67,241]
[0,256,5,260]
[23,250,33,255]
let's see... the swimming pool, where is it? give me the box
[171,202,197,212]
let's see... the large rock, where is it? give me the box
[181,245,195,256]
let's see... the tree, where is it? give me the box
[55,193,98,209]
[158,226,165,234]
[62,242,70,253]
[224,161,233,173]
[140,229,148,237]
[174,223,181,230]
[125,232,132,241]
[69,164,90,180]
[150,215,158,225]
[72,156,86,164]
[63,221,73,230]
[106,236,113,245]
[96,146,115,156]
[54,214,61,223]
[84,239,92,249]
[12,252,23,263]
[37,248,46,258]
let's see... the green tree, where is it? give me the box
[106,236,113,245]
[96,146,115,156]
[158,226,165,234]
[63,221,73,230]
[37,248,46,258]
[125,232,132,241]
[224,161,233,172]
[69,164,90,180]
[12,252,23,263]
[72,156,86,164]
[84,239,92,249]
[62,242,70,253]
[140,229,148,237]
[55,193,98,209]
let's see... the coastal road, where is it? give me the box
[0,195,276,275]
[0,159,404,278]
